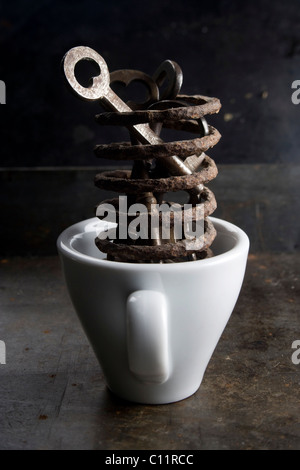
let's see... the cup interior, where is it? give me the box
[210,220,240,255]
[70,221,107,259]
[58,217,248,265]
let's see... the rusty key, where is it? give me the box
[62,46,203,192]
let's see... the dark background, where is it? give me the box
[1,0,300,166]
[0,0,299,254]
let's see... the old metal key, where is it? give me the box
[62,46,202,186]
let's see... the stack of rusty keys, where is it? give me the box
[62,46,222,263]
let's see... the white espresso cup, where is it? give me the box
[57,216,249,404]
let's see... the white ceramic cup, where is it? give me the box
[57,216,249,404]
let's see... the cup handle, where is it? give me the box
[126,290,170,384]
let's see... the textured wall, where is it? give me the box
[1,0,300,167]
[0,0,299,255]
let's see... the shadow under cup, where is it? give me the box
[57,216,249,404]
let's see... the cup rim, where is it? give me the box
[57,216,249,271]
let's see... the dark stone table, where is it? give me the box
[0,253,299,450]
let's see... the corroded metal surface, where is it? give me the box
[94,156,218,193]
[62,47,222,262]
